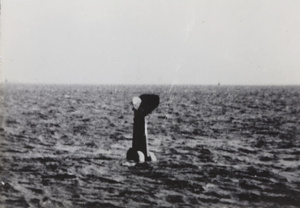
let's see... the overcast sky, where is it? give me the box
[1,0,300,85]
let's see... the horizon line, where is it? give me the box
[1,81,300,87]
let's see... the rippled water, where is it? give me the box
[0,84,299,208]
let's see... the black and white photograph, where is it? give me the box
[0,0,300,207]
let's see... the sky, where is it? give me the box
[1,0,300,85]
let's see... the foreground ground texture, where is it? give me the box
[0,84,299,208]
